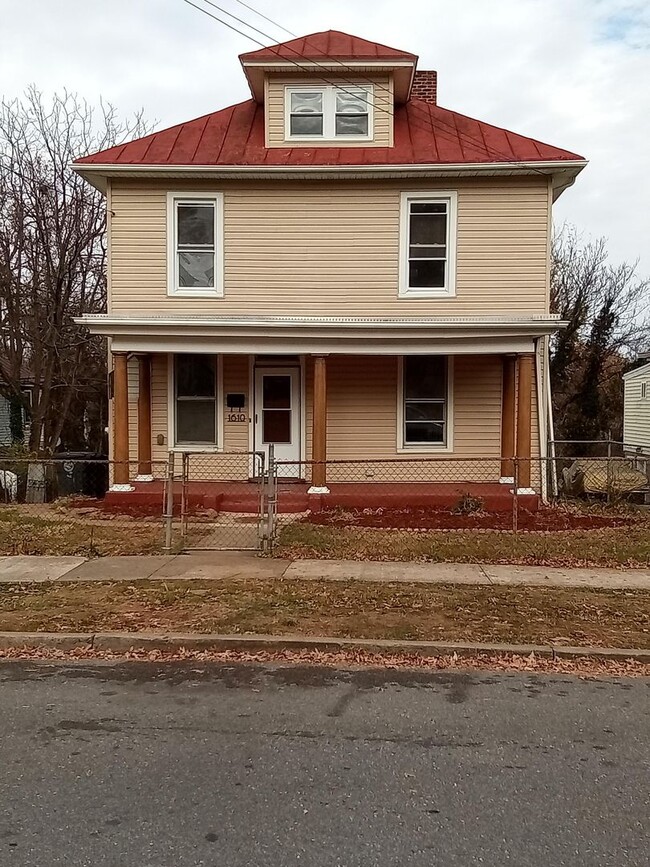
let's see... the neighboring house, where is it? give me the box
[0,359,31,448]
[623,354,650,453]
[73,30,586,503]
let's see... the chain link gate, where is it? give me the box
[171,451,270,551]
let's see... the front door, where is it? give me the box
[254,367,301,477]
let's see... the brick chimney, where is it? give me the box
[410,70,437,104]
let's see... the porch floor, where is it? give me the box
[103,481,539,514]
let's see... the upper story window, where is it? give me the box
[399,191,457,298]
[166,192,224,297]
[286,85,373,141]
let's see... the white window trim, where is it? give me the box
[167,353,224,451]
[166,191,224,298]
[284,85,373,143]
[396,356,454,453]
[398,190,458,298]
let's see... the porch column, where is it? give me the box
[500,355,517,482]
[136,354,153,480]
[112,352,131,488]
[309,354,329,493]
[516,353,534,491]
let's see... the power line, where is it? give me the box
[181,0,562,172]
[225,0,560,173]
[233,0,296,38]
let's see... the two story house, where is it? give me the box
[74,30,586,508]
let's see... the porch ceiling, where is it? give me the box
[77,314,564,355]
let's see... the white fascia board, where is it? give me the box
[76,314,565,329]
[107,335,538,356]
[75,315,566,345]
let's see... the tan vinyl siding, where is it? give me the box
[122,353,543,489]
[110,176,550,317]
[265,73,393,147]
[222,355,250,451]
[623,368,650,450]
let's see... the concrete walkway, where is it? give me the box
[0,553,649,589]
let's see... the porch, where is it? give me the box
[75,311,562,509]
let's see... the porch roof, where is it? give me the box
[77,314,564,355]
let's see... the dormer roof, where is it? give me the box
[240,29,417,102]
[239,29,417,62]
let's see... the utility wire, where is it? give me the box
[182,0,567,173]
[233,0,296,38]
[226,0,560,173]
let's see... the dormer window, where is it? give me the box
[286,85,373,141]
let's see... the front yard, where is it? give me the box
[1,579,648,649]
[276,503,650,567]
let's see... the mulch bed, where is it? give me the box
[305,506,641,531]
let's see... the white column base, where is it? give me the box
[134,474,154,482]
[499,476,514,484]
[109,484,135,493]
[307,486,330,495]
[514,487,536,495]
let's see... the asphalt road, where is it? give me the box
[1,661,648,866]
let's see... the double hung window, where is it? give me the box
[399,192,457,296]
[175,354,218,446]
[401,356,449,447]
[167,193,223,296]
[287,86,372,140]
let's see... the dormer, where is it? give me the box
[239,30,417,149]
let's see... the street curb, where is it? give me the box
[0,631,649,662]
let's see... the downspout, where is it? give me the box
[545,336,558,498]
[534,337,548,503]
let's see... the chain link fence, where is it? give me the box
[176,451,266,551]
[2,447,648,557]
[263,452,650,549]
[0,457,172,556]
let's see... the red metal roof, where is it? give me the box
[75,98,584,167]
[239,30,417,62]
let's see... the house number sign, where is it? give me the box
[226,393,246,423]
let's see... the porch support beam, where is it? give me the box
[136,354,153,480]
[112,351,132,489]
[309,354,329,494]
[500,354,517,482]
[516,353,534,491]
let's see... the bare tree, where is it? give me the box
[550,225,650,445]
[0,87,150,452]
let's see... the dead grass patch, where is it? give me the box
[276,523,650,568]
[0,579,648,649]
[0,507,171,556]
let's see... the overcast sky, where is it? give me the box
[1,0,649,278]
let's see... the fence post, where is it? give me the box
[262,444,277,554]
[512,457,519,533]
[606,439,613,505]
[163,451,175,553]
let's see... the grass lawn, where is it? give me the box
[0,507,170,556]
[276,522,650,568]
[1,579,648,648]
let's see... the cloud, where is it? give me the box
[1,0,648,278]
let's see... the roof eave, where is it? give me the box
[72,159,588,193]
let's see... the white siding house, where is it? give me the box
[623,361,650,452]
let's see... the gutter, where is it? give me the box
[70,160,588,194]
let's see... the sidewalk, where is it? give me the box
[0,552,649,589]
